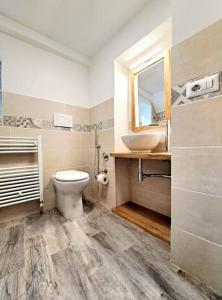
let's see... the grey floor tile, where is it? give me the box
[108,249,164,299]
[123,245,218,300]
[25,209,70,256]
[89,265,134,300]
[0,224,24,279]
[0,217,24,230]
[51,247,98,300]
[0,202,220,299]
[64,221,104,276]
[76,216,101,237]
[0,269,26,300]
[25,235,60,300]
[25,209,66,238]
[43,223,70,256]
[91,231,120,256]
[86,209,135,252]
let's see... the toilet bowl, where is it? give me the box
[53,170,89,219]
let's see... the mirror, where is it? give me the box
[131,51,171,131]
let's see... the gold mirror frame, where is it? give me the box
[130,49,171,132]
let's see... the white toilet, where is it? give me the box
[53,170,89,219]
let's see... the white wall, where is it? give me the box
[114,61,130,152]
[0,32,89,107]
[172,0,222,46]
[89,0,171,106]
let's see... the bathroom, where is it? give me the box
[0,0,222,299]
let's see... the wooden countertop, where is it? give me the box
[110,151,171,160]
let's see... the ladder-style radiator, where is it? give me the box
[0,136,43,211]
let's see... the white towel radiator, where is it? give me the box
[0,136,43,212]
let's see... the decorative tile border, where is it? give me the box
[172,71,222,107]
[1,115,114,133]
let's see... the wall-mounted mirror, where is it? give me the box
[130,50,171,131]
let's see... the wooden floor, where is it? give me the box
[0,200,219,299]
[112,202,171,244]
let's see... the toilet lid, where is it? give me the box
[55,170,89,182]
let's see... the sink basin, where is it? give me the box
[121,133,162,151]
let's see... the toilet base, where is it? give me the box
[56,193,83,219]
[53,175,89,220]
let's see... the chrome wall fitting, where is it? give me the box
[102,152,109,161]
[137,158,171,182]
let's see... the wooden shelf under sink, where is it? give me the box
[110,151,171,160]
[112,202,171,244]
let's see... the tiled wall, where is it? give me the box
[171,20,222,294]
[0,92,116,221]
[0,92,90,221]
[114,158,171,217]
[131,159,171,217]
[88,98,116,209]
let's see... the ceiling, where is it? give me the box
[0,0,150,57]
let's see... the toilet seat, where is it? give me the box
[55,170,89,182]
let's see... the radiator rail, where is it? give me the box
[0,136,43,212]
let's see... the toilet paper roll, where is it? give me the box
[97,173,109,185]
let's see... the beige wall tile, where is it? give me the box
[131,175,171,197]
[44,185,56,211]
[172,188,222,245]
[10,127,42,138]
[3,92,66,119]
[130,158,171,216]
[89,146,114,170]
[3,92,89,125]
[88,99,115,208]
[172,19,222,85]
[65,104,89,124]
[90,98,114,123]
[132,187,171,217]
[0,127,11,135]
[95,129,114,149]
[0,153,36,168]
[1,94,114,216]
[172,147,222,196]
[0,96,91,217]
[171,227,222,294]
[171,18,222,296]
[43,168,60,189]
[131,159,171,194]
[115,158,131,206]
[139,159,171,175]
[43,148,89,170]
[41,130,90,150]
[172,96,222,147]
[0,201,39,223]
[89,169,116,209]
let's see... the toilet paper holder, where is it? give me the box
[99,168,108,174]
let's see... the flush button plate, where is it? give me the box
[53,112,73,128]
[186,74,220,99]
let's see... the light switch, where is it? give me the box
[53,113,73,128]
[186,73,219,99]
[206,78,213,89]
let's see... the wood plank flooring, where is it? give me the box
[0,200,220,300]
[112,202,171,244]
